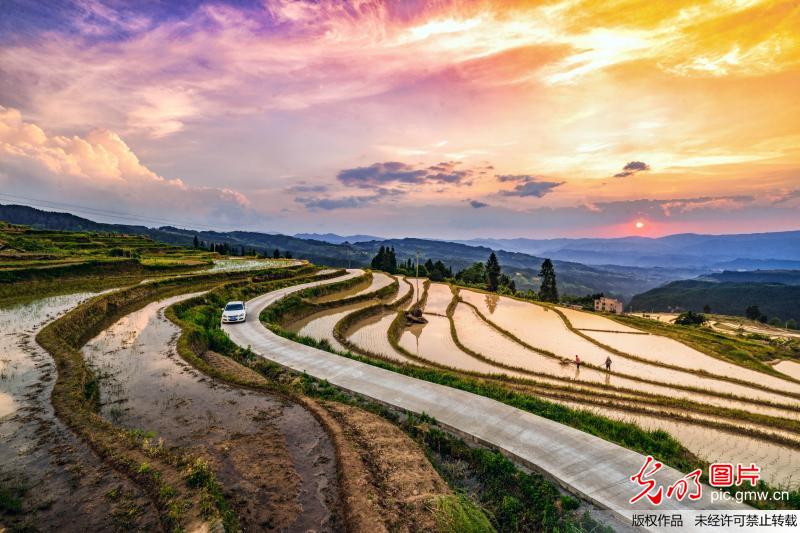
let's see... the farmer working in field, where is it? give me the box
[575,354,581,369]
[605,356,612,372]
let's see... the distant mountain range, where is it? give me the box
[294,232,383,244]
[456,232,800,270]
[6,204,800,304]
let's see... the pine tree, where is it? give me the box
[192,235,199,249]
[371,246,386,270]
[273,248,281,259]
[539,258,559,302]
[485,252,501,291]
[285,251,292,259]
[381,246,397,274]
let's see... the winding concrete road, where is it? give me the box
[224,269,750,532]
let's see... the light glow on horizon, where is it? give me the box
[0,0,798,238]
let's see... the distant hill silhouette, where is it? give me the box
[0,203,708,298]
[630,279,800,322]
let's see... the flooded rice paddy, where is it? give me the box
[404,277,425,310]
[388,275,412,305]
[399,315,533,378]
[557,306,641,333]
[284,277,800,489]
[459,290,800,408]
[347,311,411,363]
[584,329,800,394]
[453,303,798,419]
[423,283,453,315]
[82,293,339,531]
[0,292,158,530]
[289,300,376,352]
[208,258,301,272]
[353,271,394,295]
[776,361,800,381]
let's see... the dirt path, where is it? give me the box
[82,294,339,531]
[1,293,158,531]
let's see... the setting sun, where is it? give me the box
[635,221,645,229]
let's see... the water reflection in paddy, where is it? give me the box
[423,283,453,315]
[388,276,412,305]
[348,311,411,363]
[83,293,339,531]
[558,306,640,333]
[405,278,425,310]
[453,303,800,419]
[460,290,800,408]
[289,300,375,352]
[399,315,533,378]
[0,291,159,529]
[559,304,800,394]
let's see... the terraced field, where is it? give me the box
[280,278,800,489]
[3,255,476,531]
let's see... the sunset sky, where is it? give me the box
[1,0,798,238]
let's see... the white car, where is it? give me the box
[221,301,247,324]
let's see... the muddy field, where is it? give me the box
[1,293,158,531]
[82,294,339,531]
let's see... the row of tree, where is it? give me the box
[191,235,292,258]
[368,247,560,301]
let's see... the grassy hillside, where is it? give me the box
[1,203,696,298]
[0,222,217,304]
[629,280,800,322]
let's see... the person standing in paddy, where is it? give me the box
[575,354,581,369]
[605,356,612,372]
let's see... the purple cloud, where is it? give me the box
[614,161,651,178]
[337,161,475,188]
[500,179,564,198]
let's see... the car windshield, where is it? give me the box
[225,303,244,311]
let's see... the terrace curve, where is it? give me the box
[223,269,749,531]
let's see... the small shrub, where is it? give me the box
[185,458,214,488]
[675,311,706,326]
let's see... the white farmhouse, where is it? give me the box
[594,296,624,314]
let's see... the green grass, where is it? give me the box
[0,224,228,307]
[432,494,496,533]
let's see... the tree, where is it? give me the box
[428,260,450,281]
[745,305,762,321]
[538,258,558,302]
[455,262,486,285]
[382,246,398,274]
[485,252,501,292]
[284,251,292,259]
[676,311,707,326]
[371,246,386,270]
[703,304,711,314]
[192,235,199,249]
[787,319,798,330]
[769,316,782,327]
[497,273,516,294]
[273,248,281,259]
